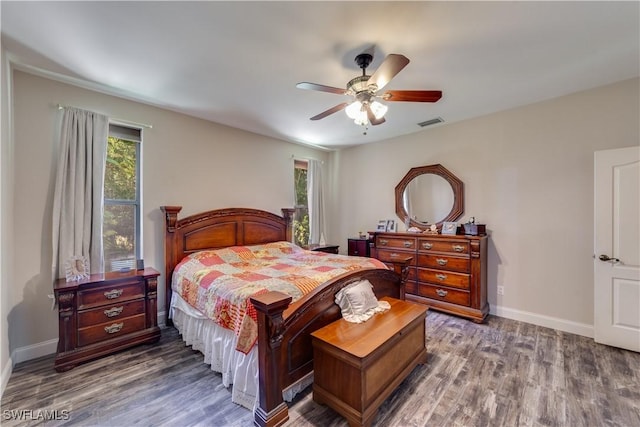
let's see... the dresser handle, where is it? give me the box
[390,253,399,258]
[436,289,448,297]
[403,241,413,248]
[104,322,124,334]
[436,273,447,281]
[452,245,465,252]
[422,242,433,250]
[436,258,448,266]
[104,306,124,318]
[104,289,123,299]
[380,239,388,246]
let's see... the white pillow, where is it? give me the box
[335,280,391,323]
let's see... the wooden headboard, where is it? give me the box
[160,206,295,319]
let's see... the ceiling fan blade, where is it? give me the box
[365,104,386,126]
[310,102,349,120]
[367,54,410,91]
[383,90,443,102]
[296,82,347,95]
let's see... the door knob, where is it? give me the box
[599,254,620,263]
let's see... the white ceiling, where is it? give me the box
[2,1,639,149]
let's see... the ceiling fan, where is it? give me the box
[296,53,442,127]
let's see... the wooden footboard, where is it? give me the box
[250,268,404,427]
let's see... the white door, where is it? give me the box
[594,146,640,352]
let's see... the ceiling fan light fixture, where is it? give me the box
[345,101,363,119]
[370,101,388,120]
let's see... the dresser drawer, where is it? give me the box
[418,283,470,306]
[417,268,470,290]
[78,281,145,310]
[77,299,145,328]
[418,239,469,255]
[376,236,417,250]
[77,314,146,347]
[417,254,470,273]
[376,249,417,265]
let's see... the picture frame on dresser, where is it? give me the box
[376,220,387,232]
[385,219,396,232]
[441,221,458,235]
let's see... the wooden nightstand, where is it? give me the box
[53,268,161,372]
[348,237,370,257]
[308,244,340,254]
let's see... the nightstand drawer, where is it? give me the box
[418,284,470,306]
[417,268,469,290]
[77,299,145,328]
[78,314,146,347]
[78,281,145,310]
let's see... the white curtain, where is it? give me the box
[307,159,326,245]
[52,107,108,279]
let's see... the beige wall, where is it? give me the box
[333,77,639,331]
[8,70,328,357]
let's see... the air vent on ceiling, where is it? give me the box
[418,117,444,127]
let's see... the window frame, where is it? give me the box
[104,123,142,270]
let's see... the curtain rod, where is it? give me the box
[291,154,324,164]
[57,104,153,129]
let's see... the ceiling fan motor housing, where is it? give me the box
[355,53,373,70]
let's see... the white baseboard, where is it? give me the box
[491,304,594,338]
[12,338,58,365]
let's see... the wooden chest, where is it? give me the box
[311,297,427,427]
[53,268,161,371]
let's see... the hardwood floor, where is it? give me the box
[2,311,639,426]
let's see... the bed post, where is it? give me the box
[281,208,294,243]
[250,291,293,427]
[160,205,182,326]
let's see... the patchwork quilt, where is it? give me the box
[172,241,386,353]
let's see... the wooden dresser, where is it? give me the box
[311,297,427,427]
[53,268,161,371]
[371,231,488,323]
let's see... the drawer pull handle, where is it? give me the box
[104,322,124,334]
[452,245,465,252]
[422,242,433,250]
[104,306,124,318]
[436,273,447,281]
[436,289,448,297]
[390,253,399,258]
[436,258,448,266]
[403,241,413,248]
[380,239,388,246]
[104,289,123,299]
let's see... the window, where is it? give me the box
[103,124,141,271]
[293,159,309,247]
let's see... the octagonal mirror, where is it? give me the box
[395,164,464,229]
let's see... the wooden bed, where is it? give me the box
[161,206,407,427]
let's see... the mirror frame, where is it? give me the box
[395,164,464,229]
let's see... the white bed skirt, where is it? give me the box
[169,293,312,411]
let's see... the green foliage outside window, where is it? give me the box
[103,136,137,266]
[293,164,309,247]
